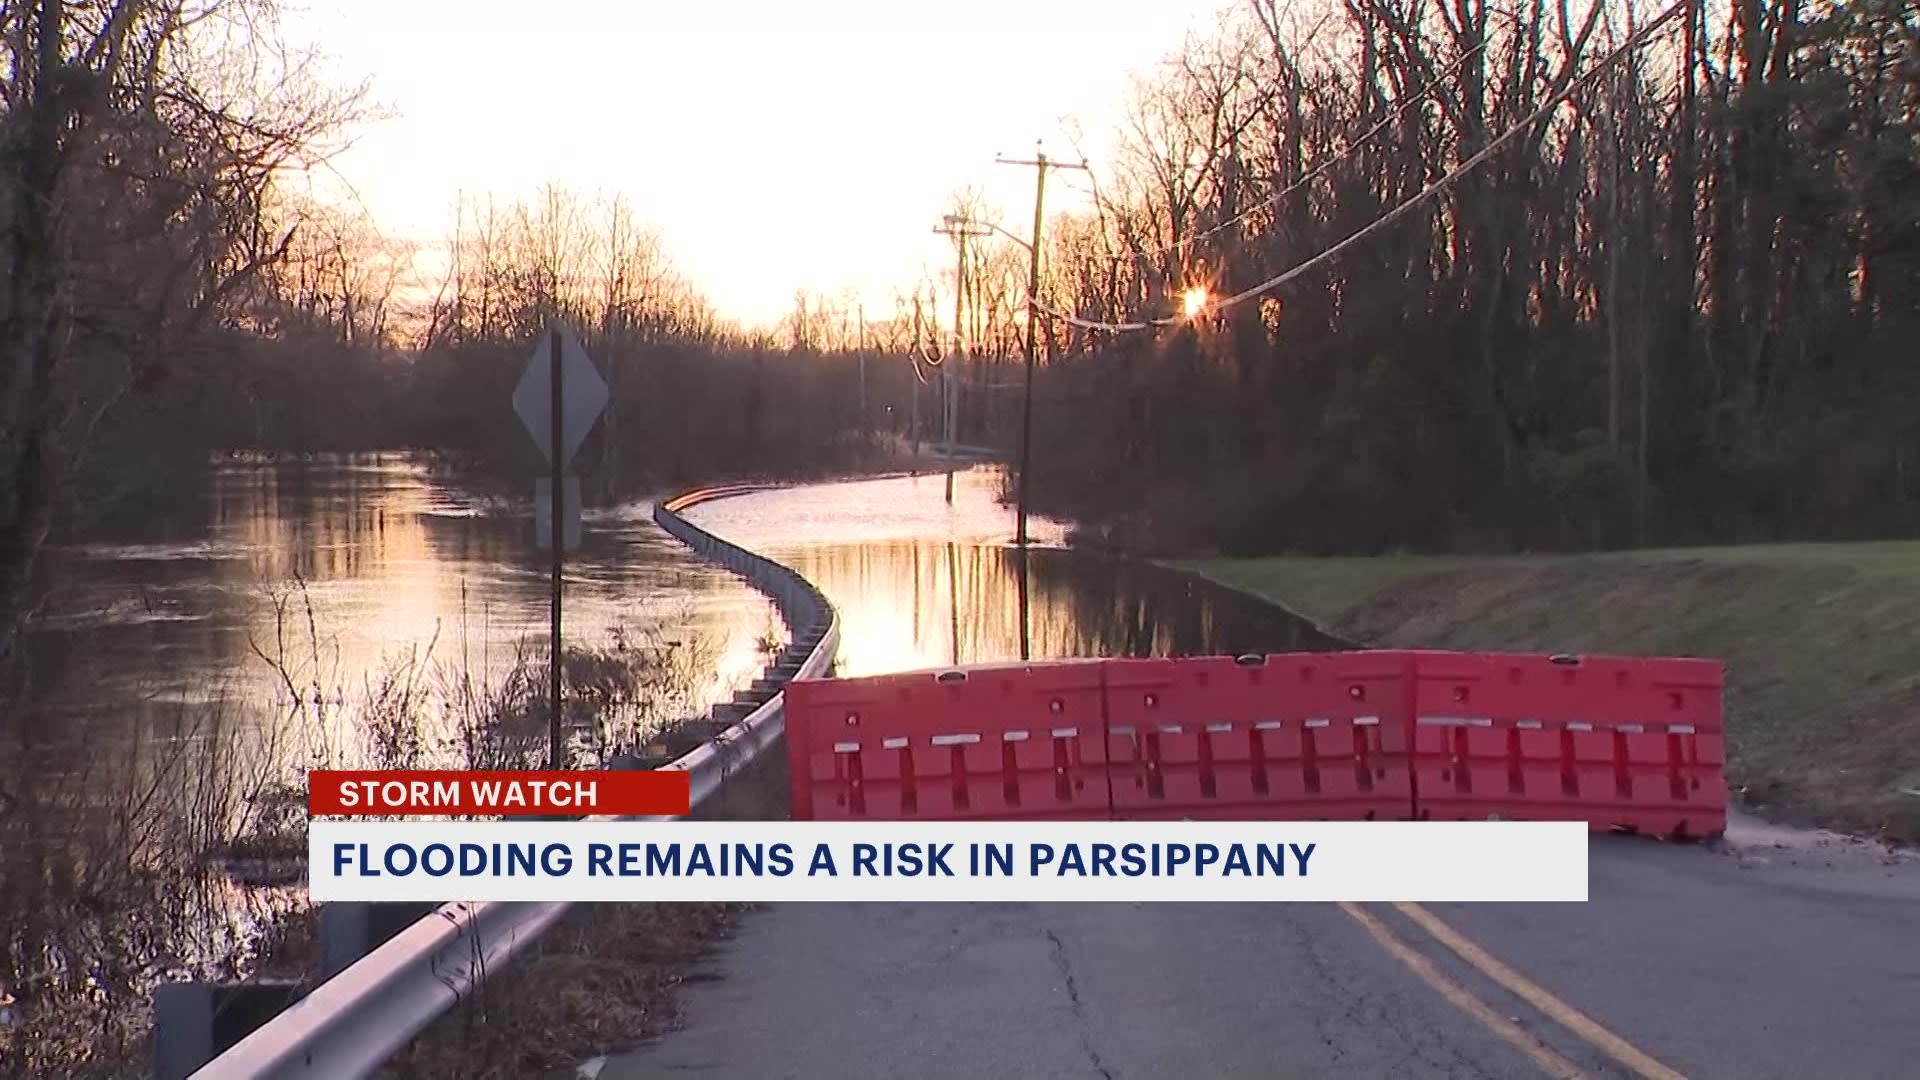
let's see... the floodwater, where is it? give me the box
[682,471,1341,674]
[13,457,1335,766]
[14,453,780,762]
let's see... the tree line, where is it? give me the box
[192,184,902,496]
[0,0,373,665]
[983,0,1920,554]
[0,2,902,668]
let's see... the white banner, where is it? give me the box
[308,820,1587,902]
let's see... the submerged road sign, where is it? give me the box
[517,318,606,771]
[513,319,608,466]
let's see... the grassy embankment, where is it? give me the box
[1178,544,1920,842]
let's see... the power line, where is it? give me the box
[1034,0,1689,335]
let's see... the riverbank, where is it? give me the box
[1180,544,1920,843]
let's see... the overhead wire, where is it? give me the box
[1108,38,1492,266]
[908,288,943,377]
[1035,0,1689,335]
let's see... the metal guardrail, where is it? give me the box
[189,485,839,1078]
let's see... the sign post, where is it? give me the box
[546,325,563,771]
[512,319,609,768]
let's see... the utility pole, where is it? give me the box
[934,215,992,505]
[911,292,924,454]
[947,248,960,505]
[546,324,564,771]
[997,143,1089,548]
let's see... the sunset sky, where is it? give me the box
[285,0,1241,329]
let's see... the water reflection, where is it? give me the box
[682,469,1068,550]
[19,461,1333,758]
[16,453,779,752]
[680,468,1335,677]
[778,541,1340,677]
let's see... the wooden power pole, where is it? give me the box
[997,144,1089,547]
[934,215,992,505]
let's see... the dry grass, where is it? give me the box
[379,903,744,1079]
[1181,544,1920,841]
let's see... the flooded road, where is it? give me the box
[683,470,1340,673]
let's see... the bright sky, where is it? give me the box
[284,0,1242,329]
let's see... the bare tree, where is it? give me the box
[0,0,367,666]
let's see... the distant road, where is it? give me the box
[889,438,1000,467]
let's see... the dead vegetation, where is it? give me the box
[379,903,746,1080]
[0,582,737,1078]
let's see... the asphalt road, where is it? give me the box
[602,816,1920,1080]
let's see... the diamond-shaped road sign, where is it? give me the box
[513,320,608,466]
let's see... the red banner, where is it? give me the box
[308,770,690,817]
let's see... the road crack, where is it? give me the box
[1045,928,1117,1080]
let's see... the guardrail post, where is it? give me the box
[319,901,442,981]
[152,980,303,1080]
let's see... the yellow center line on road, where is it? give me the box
[1336,903,1591,1080]
[1391,902,1688,1080]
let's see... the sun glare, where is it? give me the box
[1181,286,1209,318]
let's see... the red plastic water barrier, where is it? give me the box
[1406,652,1726,838]
[1104,653,1414,821]
[783,650,1728,838]
[783,660,1110,822]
